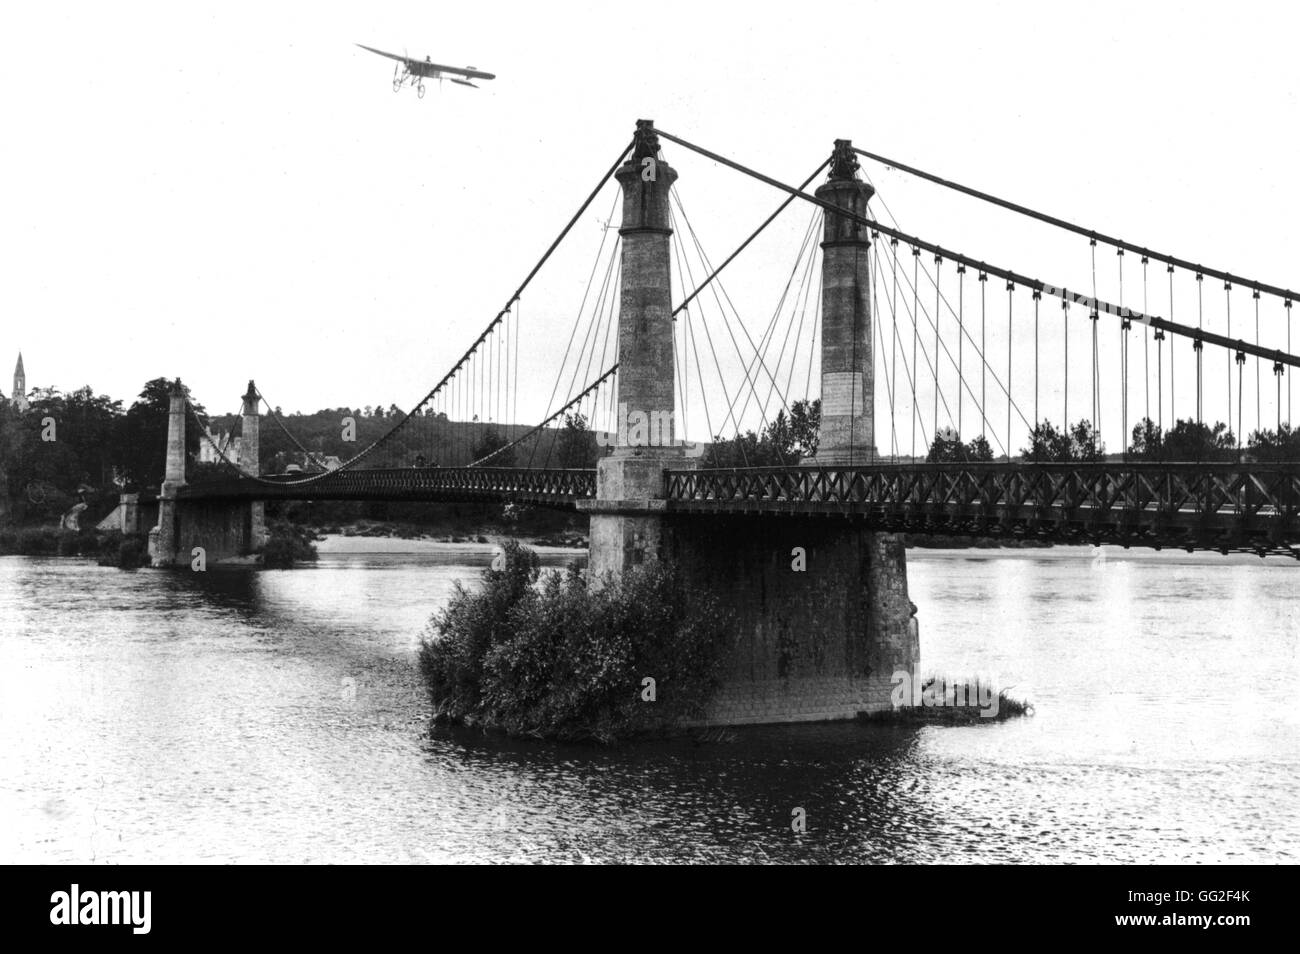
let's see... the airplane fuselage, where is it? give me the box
[407,60,495,81]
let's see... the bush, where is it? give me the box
[259,519,319,569]
[56,529,99,557]
[95,531,150,569]
[419,541,731,742]
[7,527,61,555]
[0,526,112,558]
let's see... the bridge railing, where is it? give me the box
[665,462,1300,552]
[180,466,598,504]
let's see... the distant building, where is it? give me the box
[199,427,242,466]
[304,452,343,471]
[11,353,28,412]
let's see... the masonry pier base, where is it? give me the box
[583,497,920,726]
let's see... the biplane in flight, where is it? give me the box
[356,44,495,97]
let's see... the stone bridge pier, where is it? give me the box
[148,380,268,567]
[581,124,919,725]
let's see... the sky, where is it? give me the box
[3,1,1299,454]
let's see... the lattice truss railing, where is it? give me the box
[665,463,1300,554]
[179,466,596,505]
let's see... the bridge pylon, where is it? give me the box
[810,139,876,465]
[582,119,690,577]
[148,381,187,566]
[242,380,267,550]
[148,377,270,567]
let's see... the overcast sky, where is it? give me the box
[3,1,1298,453]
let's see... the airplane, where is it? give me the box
[356,44,495,98]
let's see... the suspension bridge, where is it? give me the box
[130,120,1300,724]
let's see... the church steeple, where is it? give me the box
[12,353,28,412]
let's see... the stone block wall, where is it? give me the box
[665,515,918,725]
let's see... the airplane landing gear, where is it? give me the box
[392,63,403,92]
[416,81,426,98]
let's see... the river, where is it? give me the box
[1,545,1297,863]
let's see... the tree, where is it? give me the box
[113,378,205,491]
[1130,418,1236,461]
[708,428,764,468]
[927,426,993,462]
[708,400,821,467]
[788,398,820,459]
[1023,418,1104,462]
[1070,420,1105,461]
[1246,424,1300,460]
[1129,417,1162,458]
[927,426,963,462]
[966,434,994,461]
[556,412,599,469]
[473,425,514,467]
[1024,420,1071,462]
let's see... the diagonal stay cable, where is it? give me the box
[672,160,829,321]
[671,205,750,456]
[538,192,622,444]
[473,365,619,467]
[674,191,797,438]
[861,178,1029,441]
[724,206,821,432]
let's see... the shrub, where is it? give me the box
[56,529,99,557]
[0,526,102,557]
[16,527,60,555]
[259,519,319,569]
[419,541,731,742]
[95,530,149,568]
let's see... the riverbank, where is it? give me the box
[314,533,587,559]
[312,520,588,554]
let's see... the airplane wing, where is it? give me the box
[356,43,414,66]
[423,61,495,81]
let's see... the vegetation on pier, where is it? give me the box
[418,541,731,743]
[259,519,320,568]
[867,673,1034,725]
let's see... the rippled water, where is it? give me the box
[1,546,1297,863]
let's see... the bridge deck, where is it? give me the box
[181,462,1300,555]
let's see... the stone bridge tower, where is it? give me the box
[812,141,875,464]
[149,379,267,566]
[242,380,267,549]
[581,120,687,577]
[149,383,188,566]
